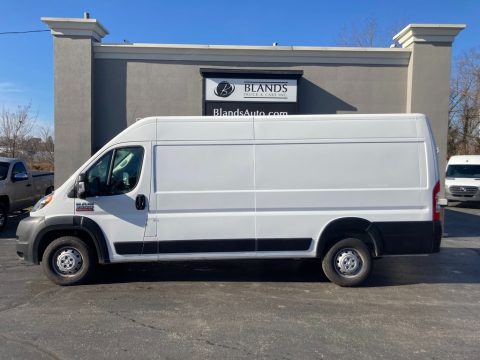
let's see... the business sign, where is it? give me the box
[201,70,302,116]
[205,78,297,103]
[205,102,297,116]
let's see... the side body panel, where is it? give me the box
[151,117,256,259]
[253,115,434,256]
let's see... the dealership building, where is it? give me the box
[42,16,464,192]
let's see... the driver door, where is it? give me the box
[74,143,154,262]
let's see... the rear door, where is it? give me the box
[74,143,154,261]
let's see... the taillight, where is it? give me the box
[433,181,440,221]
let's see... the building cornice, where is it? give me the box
[393,24,465,48]
[41,17,109,42]
[93,43,411,66]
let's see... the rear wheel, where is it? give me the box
[322,237,372,287]
[0,203,7,231]
[42,236,95,286]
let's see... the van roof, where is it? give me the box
[448,155,480,165]
[103,113,429,150]
[138,113,425,123]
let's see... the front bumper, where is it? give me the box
[446,186,480,202]
[16,216,45,264]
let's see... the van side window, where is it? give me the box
[109,147,144,194]
[86,151,113,196]
[85,147,144,197]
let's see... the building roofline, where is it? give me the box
[393,24,465,48]
[93,42,411,66]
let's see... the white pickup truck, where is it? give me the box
[0,157,54,230]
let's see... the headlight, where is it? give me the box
[32,192,54,212]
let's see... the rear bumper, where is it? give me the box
[374,221,442,255]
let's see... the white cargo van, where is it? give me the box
[16,114,442,287]
[445,155,480,203]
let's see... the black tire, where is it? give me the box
[45,186,54,196]
[321,237,373,287]
[42,236,95,286]
[0,203,7,231]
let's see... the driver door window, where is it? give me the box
[85,147,144,197]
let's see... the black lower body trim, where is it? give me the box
[374,221,442,255]
[114,238,312,255]
[257,238,312,251]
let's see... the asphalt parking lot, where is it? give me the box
[1,206,479,360]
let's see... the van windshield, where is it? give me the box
[446,164,480,178]
[0,162,9,180]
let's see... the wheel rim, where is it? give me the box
[333,248,363,277]
[52,247,83,277]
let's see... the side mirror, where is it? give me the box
[76,174,87,199]
[12,172,29,182]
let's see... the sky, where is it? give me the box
[0,0,478,129]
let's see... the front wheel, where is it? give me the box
[322,237,373,287]
[42,236,95,286]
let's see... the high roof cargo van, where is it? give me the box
[16,114,442,286]
[445,155,480,203]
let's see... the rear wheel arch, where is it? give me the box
[0,195,10,210]
[0,196,9,230]
[317,217,383,258]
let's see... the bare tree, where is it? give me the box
[337,17,387,47]
[0,104,36,158]
[448,49,480,156]
[38,125,55,169]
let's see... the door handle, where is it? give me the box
[135,194,146,210]
[26,184,32,187]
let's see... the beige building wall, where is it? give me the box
[42,17,464,195]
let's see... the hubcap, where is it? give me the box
[53,248,83,276]
[334,248,362,277]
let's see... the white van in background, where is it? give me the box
[445,155,480,203]
[16,114,442,287]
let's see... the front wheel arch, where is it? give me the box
[34,217,110,265]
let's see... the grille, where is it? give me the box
[449,186,478,197]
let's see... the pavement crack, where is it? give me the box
[0,287,62,313]
[107,310,258,357]
[469,248,480,256]
[107,310,169,333]
[0,333,63,360]
[204,339,243,351]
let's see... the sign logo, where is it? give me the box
[214,81,235,98]
[206,78,297,103]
